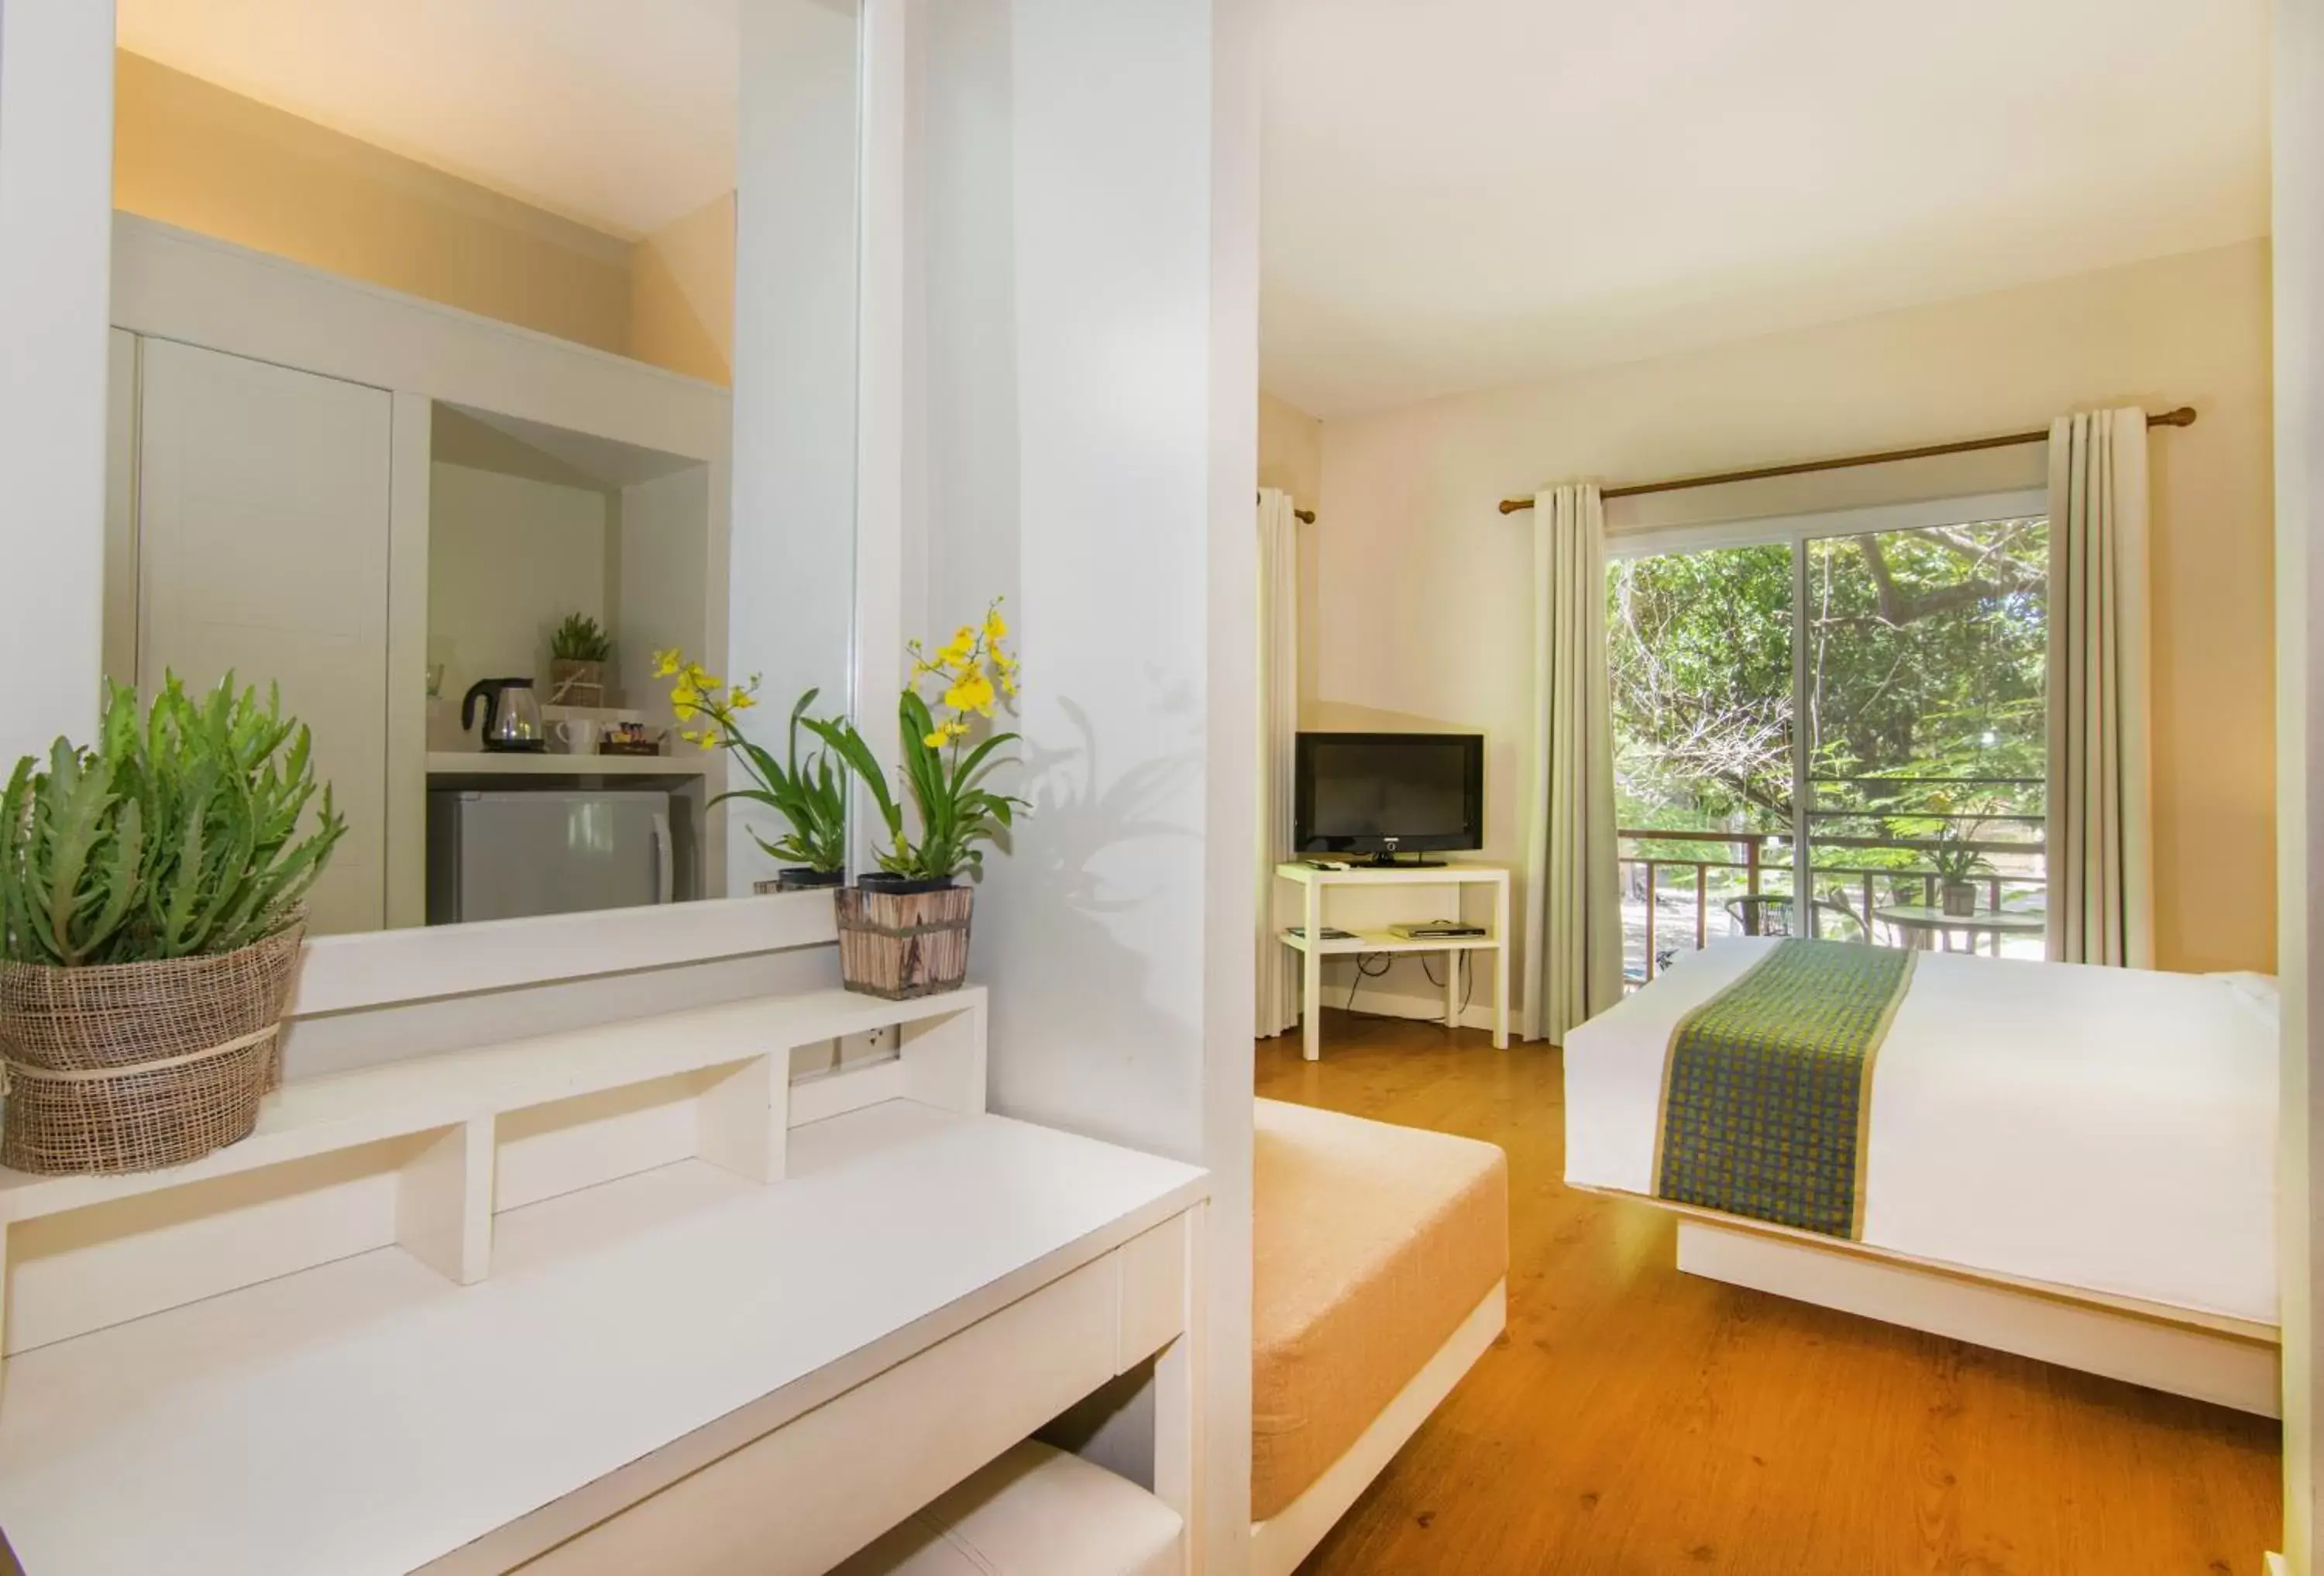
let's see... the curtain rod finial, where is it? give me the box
[2153,405,2198,428]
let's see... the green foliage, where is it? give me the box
[550,613,613,663]
[711,689,850,874]
[1921,833,1996,885]
[1879,810,1999,885]
[1801,523,2047,827]
[1608,519,2049,848]
[1608,542,1796,831]
[806,690,1026,883]
[0,678,347,967]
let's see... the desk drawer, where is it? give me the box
[519,1218,1189,1576]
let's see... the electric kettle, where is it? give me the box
[462,678,548,752]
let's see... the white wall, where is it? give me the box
[427,463,610,722]
[0,0,114,765]
[913,2,1257,1567]
[2278,3,2320,1567]
[730,0,862,892]
[617,467,713,712]
[1309,240,2278,1026]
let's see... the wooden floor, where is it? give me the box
[1257,1010,2282,1576]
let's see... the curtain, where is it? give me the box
[1256,490,1302,1036]
[1521,485,1625,1042]
[2046,408,2154,968]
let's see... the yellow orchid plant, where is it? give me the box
[651,652,849,876]
[806,599,1026,884]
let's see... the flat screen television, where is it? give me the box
[1294,732,1484,864]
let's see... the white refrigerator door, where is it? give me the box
[449,790,673,923]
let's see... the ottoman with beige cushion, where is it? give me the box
[830,1441,1182,1576]
[1250,1098,1509,1576]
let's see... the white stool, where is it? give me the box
[830,1442,1182,1576]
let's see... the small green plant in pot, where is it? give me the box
[0,676,346,1174]
[806,601,1026,1000]
[653,652,849,890]
[548,612,613,707]
[1920,822,1994,918]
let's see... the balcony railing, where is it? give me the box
[1618,822,2048,984]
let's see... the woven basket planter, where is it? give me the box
[0,924,305,1175]
[836,882,973,1000]
[547,659,607,709]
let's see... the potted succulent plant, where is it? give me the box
[807,602,1025,1000]
[0,677,346,1174]
[654,653,849,891]
[548,612,614,708]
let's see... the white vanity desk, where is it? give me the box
[0,979,1207,1576]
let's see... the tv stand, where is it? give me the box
[1274,861,1511,1062]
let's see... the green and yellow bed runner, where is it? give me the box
[1652,939,1916,1240]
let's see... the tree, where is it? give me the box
[1607,518,2048,851]
[1608,542,1794,832]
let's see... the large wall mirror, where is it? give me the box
[98,0,863,938]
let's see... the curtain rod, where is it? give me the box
[1259,490,1317,525]
[1496,406,2198,514]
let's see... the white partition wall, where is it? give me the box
[0,0,114,764]
[731,0,865,892]
[2279,2,2323,1568]
[909,2,1260,1568]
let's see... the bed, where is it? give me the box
[1562,938,2281,1415]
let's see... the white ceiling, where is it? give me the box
[1261,0,2273,418]
[116,0,739,238]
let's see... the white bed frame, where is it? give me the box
[1248,1280,1507,1576]
[1588,1189,2279,1417]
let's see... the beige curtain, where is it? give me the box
[2046,408,2154,968]
[1522,484,1625,1042]
[1256,490,1302,1035]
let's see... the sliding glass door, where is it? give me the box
[1608,499,2049,984]
[1802,518,2049,955]
[1607,541,1796,982]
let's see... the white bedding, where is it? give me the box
[1562,941,2281,1326]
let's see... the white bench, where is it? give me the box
[1250,1099,1510,1576]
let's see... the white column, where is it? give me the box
[2278,1,2323,1569]
[1202,8,1263,1561]
[731,0,865,891]
[912,2,1258,1565]
[853,0,912,877]
[0,0,115,765]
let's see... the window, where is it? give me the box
[1606,494,2050,983]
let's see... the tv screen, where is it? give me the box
[1294,733,1483,860]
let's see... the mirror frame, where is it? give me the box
[0,0,907,1013]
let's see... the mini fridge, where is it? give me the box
[426,789,676,926]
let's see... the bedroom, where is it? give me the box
[0,2,2315,1575]
[1250,2,2298,1573]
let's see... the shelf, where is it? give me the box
[0,1101,1208,1576]
[1274,860,1508,887]
[540,704,649,725]
[425,751,710,778]
[0,988,989,1365]
[0,988,979,1230]
[1278,927,1500,956]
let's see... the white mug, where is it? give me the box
[553,718,601,755]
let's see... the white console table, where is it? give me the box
[1275,862,1511,1062]
[0,986,1208,1576]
